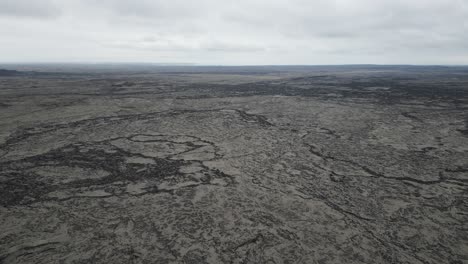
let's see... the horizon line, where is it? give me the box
[1,62,468,67]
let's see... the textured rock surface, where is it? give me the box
[0,65,467,263]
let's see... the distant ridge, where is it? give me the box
[0,69,22,76]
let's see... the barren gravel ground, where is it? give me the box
[0,65,467,263]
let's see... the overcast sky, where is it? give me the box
[0,0,467,65]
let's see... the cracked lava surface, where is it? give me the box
[0,65,467,263]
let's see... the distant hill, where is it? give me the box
[0,69,22,76]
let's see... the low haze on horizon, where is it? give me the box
[1,0,467,65]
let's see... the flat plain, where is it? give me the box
[0,65,467,263]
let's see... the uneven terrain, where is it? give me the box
[0,65,467,263]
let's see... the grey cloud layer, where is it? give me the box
[0,0,467,64]
[0,0,61,18]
